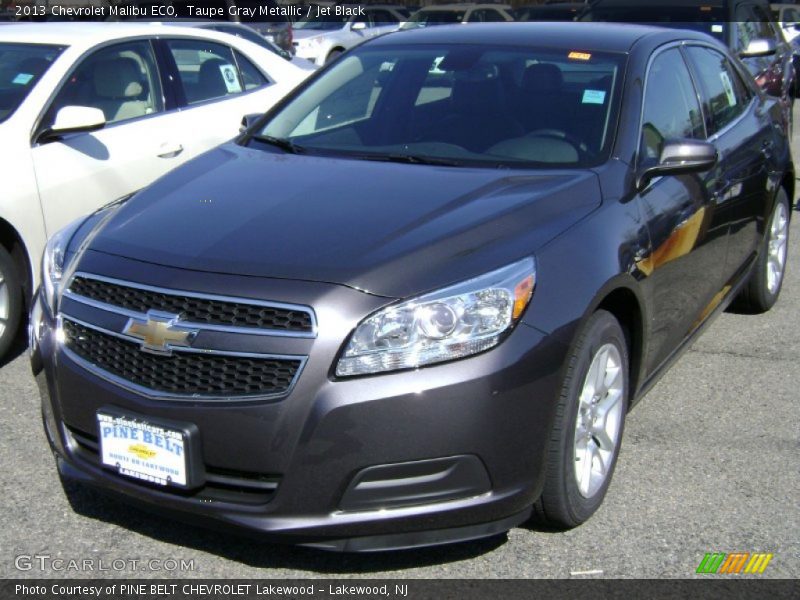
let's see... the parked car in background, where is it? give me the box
[0,22,311,358]
[109,1,295,54]
[32,22,792,551]
[164,21,317,70]
[772,3,800,42]
[579,0,796,133]
[514,2,584,22]
[400,3,513,29]
[293,4,405,66]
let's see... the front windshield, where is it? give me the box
[579,6,728,42]
[294,13,349,31]
[255,44,625,168]
[400,11,466,29]
[0,43,63,123]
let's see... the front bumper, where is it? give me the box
[32,259,567,551]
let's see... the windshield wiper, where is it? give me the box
[357,153,462,167]
[252,135,306,155]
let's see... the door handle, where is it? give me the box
[157,142,184,159]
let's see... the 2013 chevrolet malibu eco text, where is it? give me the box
[31,23,792,552]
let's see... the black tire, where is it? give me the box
[325,49,343,64]
[736,188,790,313]
[533,310,629,528]
[0,244,22,360]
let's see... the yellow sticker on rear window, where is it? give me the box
[568,51,592,61]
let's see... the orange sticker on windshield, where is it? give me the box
[568,51,592,61]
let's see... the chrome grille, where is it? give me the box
[62,318,303,399]
[68,275,314,334]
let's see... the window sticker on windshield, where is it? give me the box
[719,71,736,107]
[219,64,242,94]
[568,51,592,61]
[582,89,606,105]
[712,24,724,33]
[12,73,34,85]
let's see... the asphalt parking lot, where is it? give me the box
[2,121,799,582]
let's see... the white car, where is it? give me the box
[400,4,514,30]
[293,5,405,66]
[0,22,312,358]
[772,3,800,42]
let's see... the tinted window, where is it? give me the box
[685,46,749,135]
[369,10,399,25]
[640,48,703,163]
[46,41,162,126]
[166,40,245,104]
[0,43,63,123]
[735,5,775,50]
[235,50,269,90]
[482,9,507,22]
[258,45,624,167]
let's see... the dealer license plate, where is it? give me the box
[97,412,188,487]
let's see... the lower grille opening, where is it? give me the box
[66,426,280,506]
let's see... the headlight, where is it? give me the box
[42,217,85,313]
[41,200,126,313]
[336,258,535,377]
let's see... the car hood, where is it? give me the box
[88,143,602,299]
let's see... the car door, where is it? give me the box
[683,44,773,277]
[30,39,184,237]
[153,37,287,167]
[635,46,732,373]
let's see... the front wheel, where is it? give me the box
[736,189,790,313]
[0,245,22,360]
[533,310,629,528]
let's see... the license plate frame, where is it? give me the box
[96,407,203,489]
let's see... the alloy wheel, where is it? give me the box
[573,343,625,498]
[0,269,8,340]
[766,200,789,295]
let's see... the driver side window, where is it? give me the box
[45,40,163,127]
[640,48,704,165]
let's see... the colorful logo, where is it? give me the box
[696,552,773,574]
[128,443,157,460]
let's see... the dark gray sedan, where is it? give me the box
[31,22,792,551]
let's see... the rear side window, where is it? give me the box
[684,46,750,135]
[640,48,704,164]
[166,39,246,105]
[234,50,269,91]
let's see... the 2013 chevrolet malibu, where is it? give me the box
[31,23,792,551]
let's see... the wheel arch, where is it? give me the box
[0,217,34,307]
[583,278,648,407]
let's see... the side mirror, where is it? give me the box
[637,139,718,191]
[739,37,778,58]
[39,106,106,142]
[240,113,263,133]
[351,21,367,31]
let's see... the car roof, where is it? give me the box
[375,21,707,53]
[0,22,223,46]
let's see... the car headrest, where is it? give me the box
[93,57,144,99]
[451,64,503,114]
[522,63,563,93]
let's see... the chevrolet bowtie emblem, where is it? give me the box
[123,312,199,356]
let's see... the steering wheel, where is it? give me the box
[527,129,596,161]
